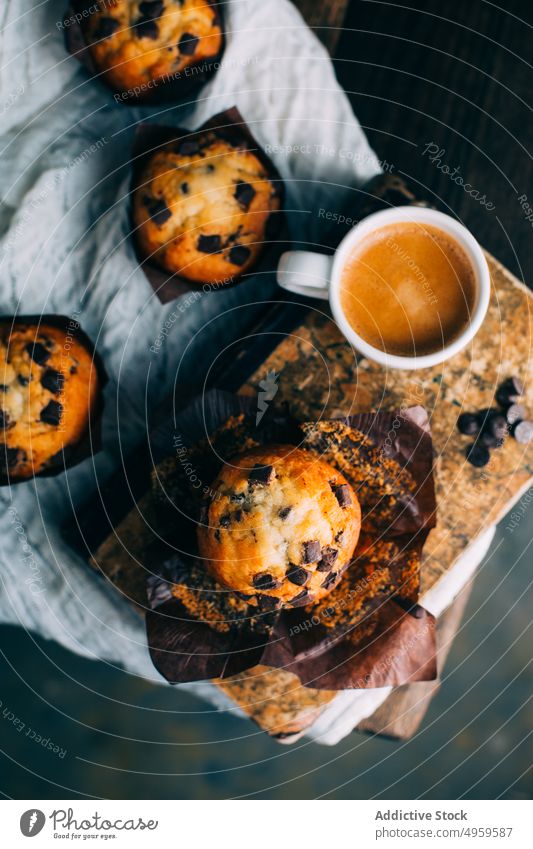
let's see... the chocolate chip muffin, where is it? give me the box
[79,0,223,97]
[0,320,102,482]
[197,446,361,609]
[132,128,282,285]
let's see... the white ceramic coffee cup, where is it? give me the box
[276,206,490,370]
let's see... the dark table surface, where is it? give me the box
[334,0,533,287]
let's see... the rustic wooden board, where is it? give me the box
[89,251,532,740]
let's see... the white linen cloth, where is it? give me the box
[0,0,476,745]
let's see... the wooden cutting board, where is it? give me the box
[90,249,533,739]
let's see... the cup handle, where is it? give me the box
[276,251,333,300]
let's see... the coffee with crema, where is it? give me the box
[339,222,477,357]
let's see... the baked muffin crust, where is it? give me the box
[133,131,281,283]
[197,445,361,608]
[81,0,223,95]
[0,322,101,481]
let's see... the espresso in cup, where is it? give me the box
[339,222,477,357]
[277,206,490,369]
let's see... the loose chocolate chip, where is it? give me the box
[253,572,278,590]
[513,420,533,444]
[178,33,199,55]
[26,341,50,365]
[248,463,274,485]
[228,245,251,266]
[302,540,321,563]
[457,412,480,436]
[135,17,159,38]
[1,446,23,469]
[505,403,526,426]
[177,140,200,156]
[40,400,62,426]
[197,234,222,254]
[331,482,352,507]
[219,514,231,528]
[143,196,172,226]
[290,589,314,607]
[0,410,10,428]
[479,431,504,449]
[286,565,309,586]
[41,369,64,395]
[466,442,490,467]
[484,410,507,440]
[317,546,338,571]
[180,182,189,194]
[139,0,164,18]
[18,375,29,386]
[234,181,256,210]
[278,506,292,520]
[256,594,280,612]
[509,376,524,394]
[94,16,120,39]
[496,376,524,407]
[321,572,338,590]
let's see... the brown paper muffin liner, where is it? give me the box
[64,1,225,104]
[144,389,438,690]
[0,314,107,485]
[129,107,287,302]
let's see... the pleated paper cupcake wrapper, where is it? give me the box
[64,1,226,104]
[144,389,438,690]
[0,314,107,486]
[129,107,287,303]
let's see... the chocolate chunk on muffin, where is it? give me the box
[78,0,223,97]
[0,319,103,482]
[197,445,361,607]
[132,127,282,285]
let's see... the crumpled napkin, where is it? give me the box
[0,0,381,740]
